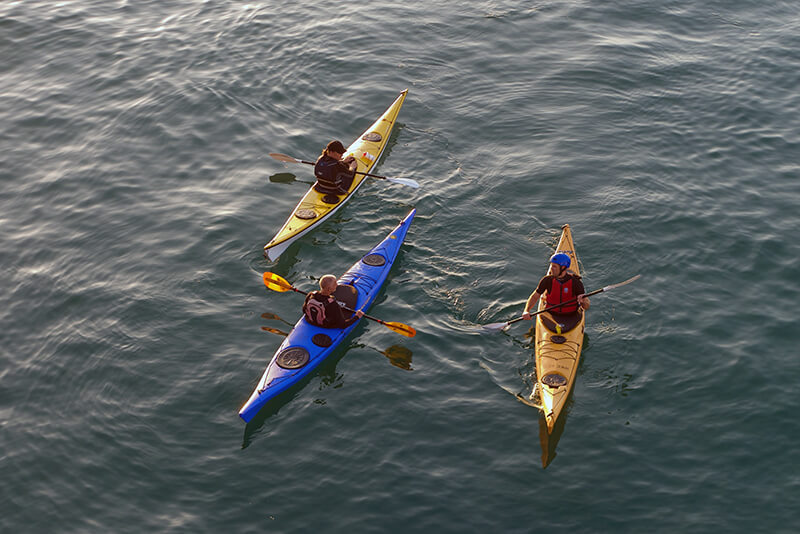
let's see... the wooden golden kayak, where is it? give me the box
[533,224,586,433]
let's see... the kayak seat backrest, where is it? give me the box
[313,183,346,201]
[334,284,359,314]
[539,311,582,334]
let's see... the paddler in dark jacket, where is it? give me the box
[521,253,590,326]
[303,274,364,329]
[313,140,358,194]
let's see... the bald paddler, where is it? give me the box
[302,275,364,329]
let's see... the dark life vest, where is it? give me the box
[303,293,331,326]
[545,275,579,314]
[314,155,347,193]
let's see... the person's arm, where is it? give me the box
[324,299,363,328]
[342,154,357,171]
[575,279,590,310]
[342,308,364,327]
[338,157,356,170]
[522,276,551,320]
[522,290,541,320]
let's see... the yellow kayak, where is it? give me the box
[264,89,408,260]
[533,224,586,433]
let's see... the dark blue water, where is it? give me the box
[3,1,799,532]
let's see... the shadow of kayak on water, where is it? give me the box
[500,329,591,468]
[537,394,573,469]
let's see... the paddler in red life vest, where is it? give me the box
[313,140,358,195]
[521,253,590,324]
[302,274,364,329]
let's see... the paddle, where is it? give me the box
[261,326,289,337]
[260,312,294,326]
[262,271,417,337]
[481,274,642,332]
[269,152,420,189]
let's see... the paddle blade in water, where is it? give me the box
[384,322,416,337]
[261,326,289,337]
[263,272,294,292]
[481,321,510,333]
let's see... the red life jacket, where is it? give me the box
[545,275,579,314]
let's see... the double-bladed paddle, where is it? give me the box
[269,152,420,189]
[481,274,642,332]
[262,271,417,338]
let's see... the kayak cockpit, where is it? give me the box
[538,311,583,335]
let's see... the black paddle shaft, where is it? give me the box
[508,286,607,326]
[295,158,389,181]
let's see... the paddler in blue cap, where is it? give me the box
[522,253,590,329]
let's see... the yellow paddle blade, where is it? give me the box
[383,321,416,338]
[263,272,294,292]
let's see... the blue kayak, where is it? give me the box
[239,209,416,422]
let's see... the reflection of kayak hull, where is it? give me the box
[264,90,408,260]
[240,209,416,422]
[534,224,586,433]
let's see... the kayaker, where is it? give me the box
[303,274,364,328]
[522,253,590,325]
[313,140,358,194]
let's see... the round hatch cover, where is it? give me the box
[276,347,310,369]
[312,333,332,347]
[541,373,568,388]
[296,209,317,220]
[550,335,566,344]
[362,131,382,142]
[362,254,386,266]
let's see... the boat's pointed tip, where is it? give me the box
[402,209,417,226]
[264,242,284,262]
[546,415,557,433]
[561,223,570,230]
